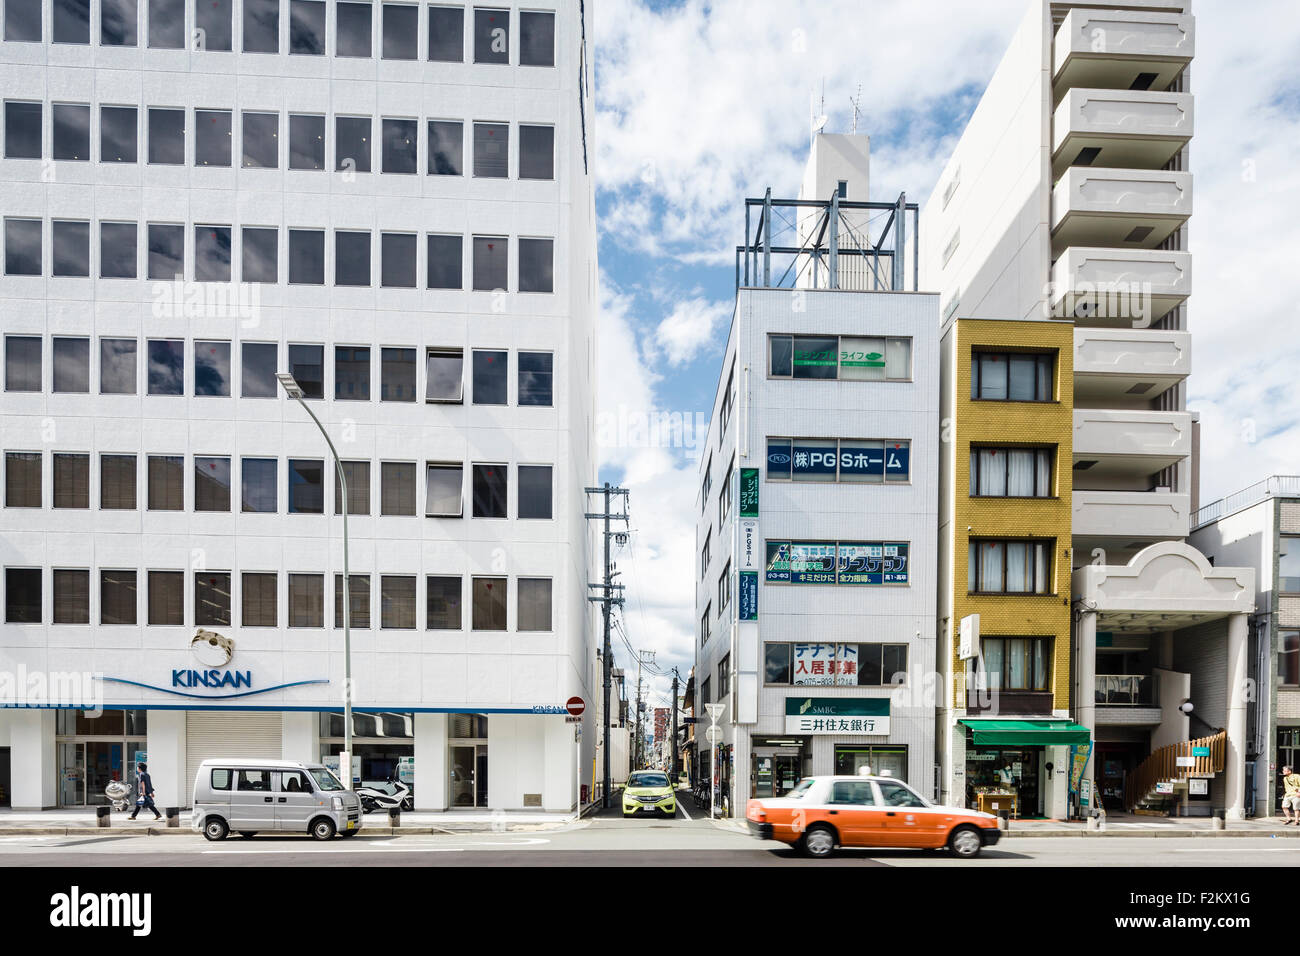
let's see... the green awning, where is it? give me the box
[961,720,1091,747]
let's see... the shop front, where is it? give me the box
[55,710,148,807]
[751,736,807,797]
[961,719,1089,818]
[834,744,908,781]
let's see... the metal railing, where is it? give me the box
[1192,475,1300,529]
[1095,674,1157,707]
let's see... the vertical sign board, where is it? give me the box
[959,614,979,660]
[736,467,760,724]
[738,468,759,518]
[738,571,758,620]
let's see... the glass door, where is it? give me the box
[59,742,84,807]
[85,741,124,806]
[475,744,488,808]
[773,755,800,795]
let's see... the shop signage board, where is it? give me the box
[1154,781,1174,794]
[738,571,759,621]
[959,614,980,660]
[1189,778,1208,796]
[397,756,415,785]
[739,468,759,517]
[1069,741,1092,799]
[1175,756,1196,768]
[1192,746,1210,757]
[738,519,760,571]
[788,643,861,686]
[765,541,909,586]
[784,697,890,735]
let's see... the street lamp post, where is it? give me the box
[277,372,353,788]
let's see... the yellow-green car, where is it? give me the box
[622,771,677,818]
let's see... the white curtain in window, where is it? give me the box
[1034,541,1049,594]
[1035,449,1051,496]
[1008,355,1036,400]
[982,639,1003,690]
[975,449,1006,496]
[1007,638,1027,689]
[1036,355,1052,400]
[1033,639,1049,691]
[978,354,1006,399]
[885,337,910,380]
[425,465,462,516]
[1005,542,1030,592]
[980,541,1003,591]
[1007,450,1035,496]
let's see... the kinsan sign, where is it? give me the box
[172,669,252,689]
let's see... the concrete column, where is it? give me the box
[1225,612,1249,820]
[281,712,317,763]
[146,710,187,808]
[1075,610,1097,814]
[10,709,56,809]
[413,713,447,810]
[947,718,967,808]
[1046,744,1069,819]
[542,716,573,811]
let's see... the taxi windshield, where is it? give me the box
[628,772,669,788]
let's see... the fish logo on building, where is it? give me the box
[190,629,235,667]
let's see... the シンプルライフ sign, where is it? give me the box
[784,697,890,736]
[739,467,759,517]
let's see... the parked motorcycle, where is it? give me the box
[354,775,413,813]
[104,778,133,812]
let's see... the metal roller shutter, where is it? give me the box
[185,711,283,804]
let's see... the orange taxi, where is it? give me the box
[746,774,1000,858]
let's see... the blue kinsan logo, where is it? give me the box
[172,669,251,689]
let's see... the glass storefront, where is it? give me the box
[1276,727,1300,812]
[966,745,1042,818]
[834,744,908,782]
[55,710,148,807]
[449,713,488,807]
[319,711,414,794]
[751,737,806,797]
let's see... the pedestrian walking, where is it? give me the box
[1282,765,1300,824]
[128,762,162,822]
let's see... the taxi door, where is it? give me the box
[873,779,945,847]
[824,779,888,847]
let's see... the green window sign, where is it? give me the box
[739,468,759,517]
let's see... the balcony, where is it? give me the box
[1051,167,1191,255]
[1049,246,1190,325]
[1073,408,1192,468]
[1073,489,1190,543]
[1053,9,1194,100]
[1073,326,1190,404]
[1095,673,1162,725]
[1052,88,1193,179]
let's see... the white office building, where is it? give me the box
[0,0,598,812]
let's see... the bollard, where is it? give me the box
[997,809,1010,831]
[165,807,180,828]
[1086,815,1099,831]
[96,806,111,828]
[1211,808,1225,831]
[388,807,401,828]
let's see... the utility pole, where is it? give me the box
[634,650,655,770]
[671,669,680,780]
[585,484,628,808]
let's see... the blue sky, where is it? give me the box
[587,0,1300,717]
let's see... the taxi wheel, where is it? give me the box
[800,824,836,859]
[949,825,983,859]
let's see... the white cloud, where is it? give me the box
[651,297,733,367]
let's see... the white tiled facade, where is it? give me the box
[0,0,597,811]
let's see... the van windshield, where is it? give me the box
[310,768,346,792]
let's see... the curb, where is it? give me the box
[0,823,576,837]
[1002,828,1300,838]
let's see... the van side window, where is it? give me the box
[830,781,873,805]
[278,770,310,793]
[236,769,273,792]
[211,768,232,791]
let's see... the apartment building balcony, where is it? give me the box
[1049,246,1190,325]
[1051,167,1191,255]
[1073,326,1190,405]
[1095,672,1163,726]
[1073,488,1190,543]
[1073,408,1192,467]
[1052,9,1194,101]
[1052,88,1193,179]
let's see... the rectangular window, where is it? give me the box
[333,460,370,515]
[194,456,232,511]
[100,106,138,163]
[380,461,416,515]
[517,351,553,406]
[518,124,554,180]
[195,572,232,626]
[381,2,416,58]
[147,107,185,165]
[426,576,461,630]
[147,455,183,510]
[764,643,792,684]
[147,223,184,280]
[288,459,324,514]
[426,233,463,288]
[4,102,41,159]
[427,120,463,175]
[381,575,416,628]
[968,540,1052,595]
[517,465,552,520]
[381,347,416,402]
[472,349,506,405]
[425,347,463,402]
[240,457,277,513]
[148,570,183,625]
[718,653,730,693]
[334,346,370,400]
[700,605,711,646]
[517,578,551,631]
[518,237,553,293]
[100,454,137,509]
[241,572,278,627]
[194,225,232,281]
[972,351,1054,402]
[1279,631,1300,686]
[148,0,184,47]
[53,453,89,509]
[766,437,909,484]
[5,0,41,40]
[4,452,40,507]
[334,573,370,628]
[52,337,90,392]
[518,9,552,66]
[381,232,416,287]
[471,576,506,630]
[289,0,326,53]
[1279,537,1300,592]
[52,220,90,276]
[718,560,731,612]
[718,460,732,525]
[980,637,1052,692]
[194,0,232,49]
[335,0,370,56]
[53,569,90,624]
[100,222,138,278]
[101,0,137,43]
[855,643,909,686]
[472,463,506,518]
[146,339,184,395]
[335,230,371,286]
[241,226,278,283]
[4,219,41,275]
[5,335,40,391]
[241,342,277,398]
[472,235,506,290]
[970,447,1054,498]
[100,570,137,625]
[52,103,91,160]
[288,229,325,284]
[380,117,417,174]
[288,113,325,170]
[288,573,323,627]
[193,340,231,396]
[425,463,463,518]
[472,6,507,63]
[701,533,710,580]
[241,111,279,168]
[5,568,41,623]
[288,343,323,398]
[765,540,910,586]
[243,0,278,52]
[472,122,507,178]
[335,116,371,173]
[427,4,462,60]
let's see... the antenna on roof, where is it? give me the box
[809,80,828,144]
[850,83,863,136]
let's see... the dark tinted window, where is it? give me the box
[517,465,551,519]
[194,456,232,511]
[147,571,183,624]
[194,225,232,281]
[52,103,90,160]
[518,10,552,66]
[194,340,231,396]
[335,0,370,56]
[335,346,370,400]
[241,342,277,397]
[148,108,185,165]
[5,569,41,623]
[471,576,505,630]
[4,0,41,40]
[380,461,415,515]
[52,337,90,392]
[289,459,324,513]
[53,569,90,622]
[147,339,184,395]
[518,124,553,180]
[289,114,325,169]
[52,0,90,42]
[426,575,461,629]
[764,643,792,683]
[335,231,370,286]
[100,454,137,509]
[100,338,137,394]
[427,234,462,288]
[472,6,507,63]
[381,233,416,287]
[381,347,416,401]
[100,222,137,278]
[195,109,232,166]
[518,237,552,293]
[472,349,506,405]
[472,235,506,291]
[100,106,138,163]
[427,119,462,174]
[194,0,232,50]
[381,118,417,173]
[472,463,506,518]
[472,122,507,177]
[243,0,279,52]
[52,220,90,276]
[289,0,325,52]
[517,352,552,406]
[147,455,183,510]
[427,4,462,61]
[242,112,279,168]
[4,102,41,159]
[241,458,277,512]
[380,2,416,58]
[4,219,41,275]
[288,343,323,398]
[288,229,325,284]
[147,223,184,279]
[335,116,371,172]
[195,573,232,627]
[5,336,40,391]
[147,0,184,47]
[241,227,278,283]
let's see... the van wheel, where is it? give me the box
[310,817,337,841]
[239,831,256,839]
[800,824,836,859]
[949,825,983,859]
[203,818,229,842]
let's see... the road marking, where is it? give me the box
[204,847,466,854]
[677,800,692,822]
[368,837,551,848]
[1172,847,1295,852]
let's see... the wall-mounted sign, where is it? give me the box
[1188,778,1208,796]
[784,696,890,736]
[739,468,760,517]
[1192,746,1210,757]
[1154,781,1174,794]
[959,614,980,660]
[738,571,758,621]
[766,540,909,586]
[739,519,760,571]
[1175,756,1196,768]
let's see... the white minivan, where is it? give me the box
[192,758,363,841]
